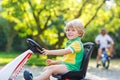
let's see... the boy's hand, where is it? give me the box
[46,59,55,66]
[41,48,49,55]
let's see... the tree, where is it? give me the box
[0,17,18,52]
[1,0,120,57]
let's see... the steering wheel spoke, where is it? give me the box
[26,38,43,54]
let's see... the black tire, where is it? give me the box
[103,59,110,69]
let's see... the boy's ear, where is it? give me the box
[78,33,81,36]
[78,32,84,38]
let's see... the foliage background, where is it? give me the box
[0,0,120,58]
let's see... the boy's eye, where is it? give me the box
[72,29,75,31]
[66,28,77,32]
[66,29,70,31]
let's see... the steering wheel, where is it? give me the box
[26,38,43,54]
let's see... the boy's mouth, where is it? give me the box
[68,35,72,36]
[68,35,74,38]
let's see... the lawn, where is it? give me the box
[0,51,47,66]
[1,51,119,67]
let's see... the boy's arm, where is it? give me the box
[46,59,62,65]
[95,36,100,45]
[42,48,72,56]
[107,35,114,45]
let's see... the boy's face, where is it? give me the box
[101,29,106,36]
[65,27,79,40]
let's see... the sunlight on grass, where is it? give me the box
[0,58,14,65]
[26,55,47,66]
[0,52,48,66]
[0,52,19,65]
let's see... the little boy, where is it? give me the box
[24,19,85,80]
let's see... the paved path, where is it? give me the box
[86,59,120,80]
[2,59,120,80]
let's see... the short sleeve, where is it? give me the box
[107,35,114,44]
[68,41,81,53]
[95,35,100,42]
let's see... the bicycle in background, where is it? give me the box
[97,47,111,69]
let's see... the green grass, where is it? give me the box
[27,54,47,66]
[1,51,119,67]
[0,52,18,65]
[0,52,47,66]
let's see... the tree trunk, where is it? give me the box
[6,31,17,52]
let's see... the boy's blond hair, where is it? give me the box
[65,19,85,38]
